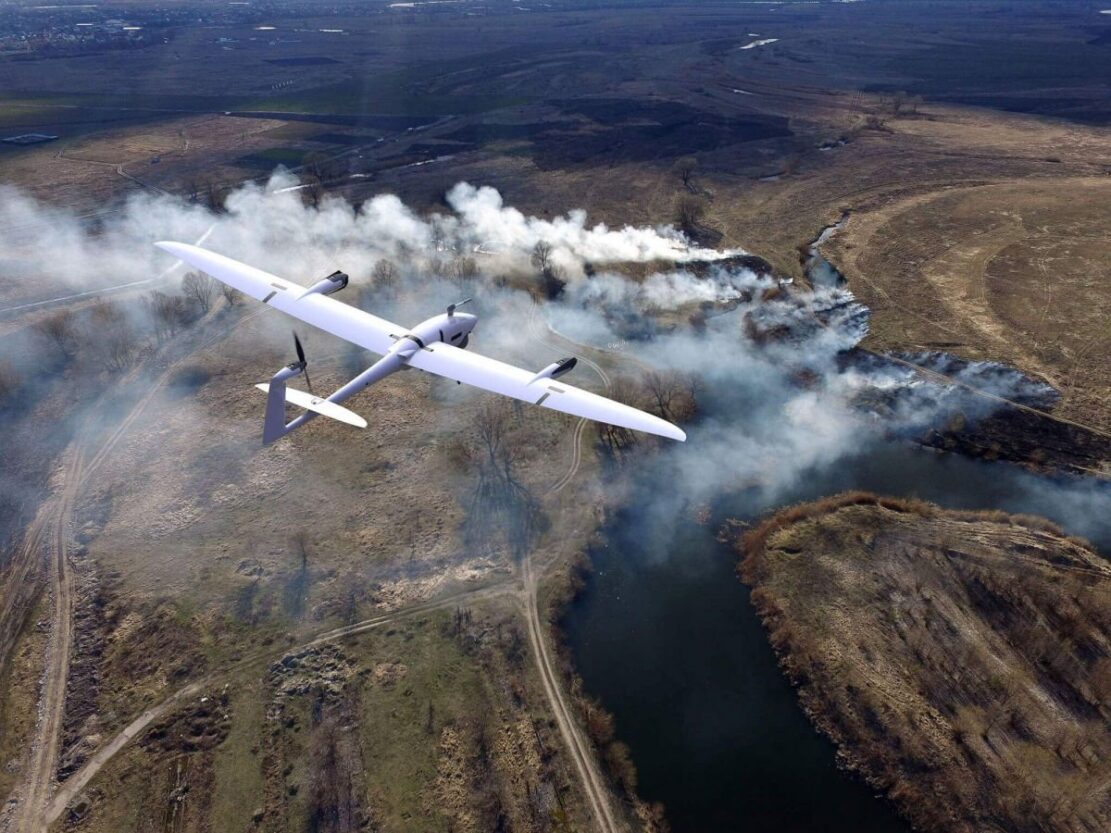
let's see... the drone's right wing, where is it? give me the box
[407,341,687,441]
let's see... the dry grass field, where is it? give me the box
[1,1,1109,831]
[735,494,1111,833]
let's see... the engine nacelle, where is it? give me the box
[528,357,577,385]
[300,270,348,299]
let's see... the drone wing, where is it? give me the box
[408,342,686,441]
[154,241,397,355]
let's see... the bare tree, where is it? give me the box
[672,155,699,192]
[372,259,399,291]
[145,290,190,340]
[181,271,217,314]
[220,282,242,306]
[83,299,133,371]
[530,241,553,274]
[598,377,641,457]
[89,297,125,331]
[674,195,708,235]
[530,241,565,299]
[85,300,137,372]
[643,370,698,423]
[466,401,544,558]
[447,256,478,286]
[429,223,448,253]
[33,309,78,360]
[427,257,447,279]
[103,329,137,372]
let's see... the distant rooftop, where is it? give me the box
[2,133,59,145]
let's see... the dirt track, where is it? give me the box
[4,450,83,833]
[521,552,621,833]
[524,304,624,833]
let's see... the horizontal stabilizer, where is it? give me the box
[255,384,367,428]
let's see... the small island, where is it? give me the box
[732,493,1111,833]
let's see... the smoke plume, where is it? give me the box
[1,169,1106,552]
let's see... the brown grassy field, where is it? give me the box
[734,495,1111,833]
[58,596,604,833]
[2,1,1109,829]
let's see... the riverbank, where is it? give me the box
[732,493,1111,833]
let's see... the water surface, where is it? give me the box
[564,443,1110,833]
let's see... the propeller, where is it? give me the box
[293,332,314,395]
[446,298,472,317]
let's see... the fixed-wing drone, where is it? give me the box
[155,242,686,444]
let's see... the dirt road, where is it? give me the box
[521,552,622,833]
[5,449,83,833]
[525,305,624,833]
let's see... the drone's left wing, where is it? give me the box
[155,241,398,355]
[407,342,686,441]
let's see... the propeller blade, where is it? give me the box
[293,332,314,394]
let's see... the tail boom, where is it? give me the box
[258,353,404,444]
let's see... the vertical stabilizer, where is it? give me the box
[263,364,302,444]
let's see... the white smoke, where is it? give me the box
[1,170,743,309]
[0,170,1072,515]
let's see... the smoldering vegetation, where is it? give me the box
[0,276,228,560]
[1,168,1104,579]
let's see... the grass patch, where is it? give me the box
[355,614,489,833]
[0,592,47,801]
[210,677,267,831]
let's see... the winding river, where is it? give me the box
[561,229,1111,833]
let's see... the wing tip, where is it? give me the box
[661,424,686,442]
[155,240,189,256]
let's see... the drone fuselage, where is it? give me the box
[392,311,477,357]
[267,309,478,441]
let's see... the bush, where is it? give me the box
[0,362,21,409]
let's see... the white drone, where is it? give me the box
[155,242,686,444]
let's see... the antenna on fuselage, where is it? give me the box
[446,298,472,317]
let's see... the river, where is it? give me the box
[560,225,1110,832]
